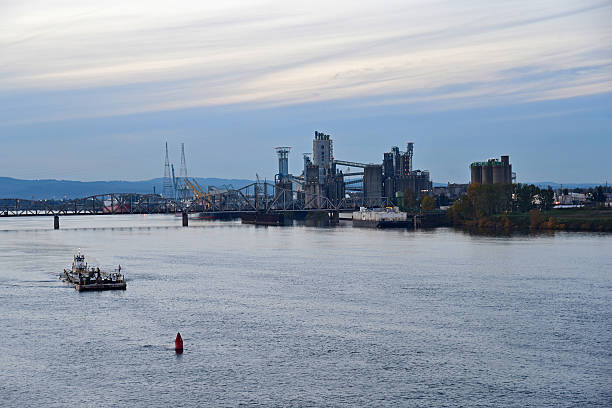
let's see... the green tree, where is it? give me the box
[539,187,555,210]
[448,194,472,225]
[591,186,606,203]
[436,194,450,207]
[513,183,538,213]
[421,195,435,211]
[400,188,417,211]
[468,183,512,217]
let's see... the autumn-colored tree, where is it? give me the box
[421,195,435,211]
[448,195,473,224]
[529,208,545,229]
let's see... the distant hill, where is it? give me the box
[0,177,254,200]
[433,181,605,189]
[1,177,606,200]
[528,182,606,189]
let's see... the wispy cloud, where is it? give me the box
[1,0,611,122]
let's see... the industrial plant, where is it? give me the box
[470,156,515,184]
[274,131,432,208]
[153,135,518,225]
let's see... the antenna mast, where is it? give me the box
[180,143,188,179]
[177,142,190,201]
[162,141,174,198]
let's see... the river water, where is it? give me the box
[0,215,610,407]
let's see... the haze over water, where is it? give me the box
[1,215,610,406]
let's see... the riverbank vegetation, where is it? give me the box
[449,183,612,232]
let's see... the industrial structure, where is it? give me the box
[162,142,174,198]
[273,131,432,208]
[381,143,431,200]
[161,142,196,201]
[176,143,189,200]
[433,183,469,200]
[470,156,514,184]
[158,135,431,211]
[2,134,435,226]
[274,147,293,204]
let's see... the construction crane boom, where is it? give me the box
[184,178,212,209]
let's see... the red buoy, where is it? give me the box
[174,332,183,353]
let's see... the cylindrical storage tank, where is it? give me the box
[384,177,394,198]
[481,165,493,184]
[383,153,394,178]
[492,164,505,184]
[278,157,288,177]
[471,165,482,184]
[364,165,383,199]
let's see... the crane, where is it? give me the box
[184,178,211,209]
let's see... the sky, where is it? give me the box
[0,0,611,183]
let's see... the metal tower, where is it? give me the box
[275,147,291,182]
[162,142,174,198]
[177,142,190,201]
[406,142,414,173]
[171,164,177,194]
[179,143,188,179]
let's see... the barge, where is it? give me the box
[241,212,293,226]
[61,250,126,291]
[199,212,240,220]
[352,207,413,228]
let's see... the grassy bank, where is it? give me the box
[460,207,612,232]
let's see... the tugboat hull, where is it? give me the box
[75,282,127,291]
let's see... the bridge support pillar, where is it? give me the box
[329,211,339,225]
[54,215,59,230]
[182,211,188,227]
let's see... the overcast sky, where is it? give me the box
[1,0,611,183]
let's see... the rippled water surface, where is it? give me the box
[0,215,610,407]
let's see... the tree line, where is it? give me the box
[398,188,436,212]
[449,183,555,222]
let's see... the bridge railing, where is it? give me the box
[1,183,396,216]
[0,193,182,216]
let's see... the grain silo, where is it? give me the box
[470,156,513,185]
[471,164,482,184]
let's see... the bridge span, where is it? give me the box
[0,182,393,217]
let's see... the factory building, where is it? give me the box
[274,147,293,203]
[313,131,333,180]
[303,132,345,208]
[433,183,469,199]
[382,143,431,199]
[470,156,513,184]
[363,165,383,202]
[289,132,432,208]
[394,170,432,196]
[392,143,413,176]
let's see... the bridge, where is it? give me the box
[0,181,393,217]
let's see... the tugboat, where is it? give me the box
[61,250,126,291]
